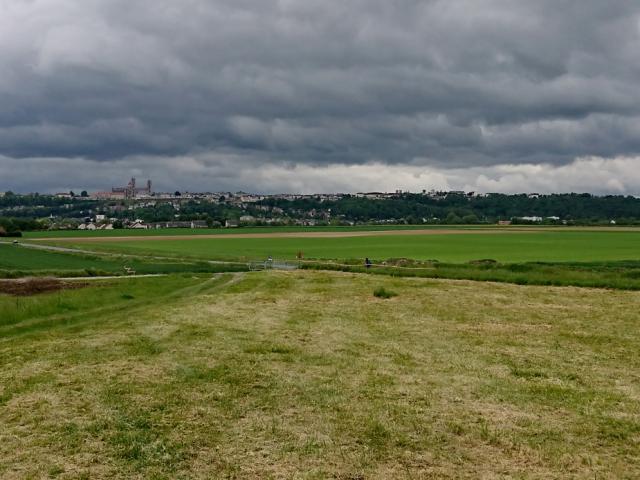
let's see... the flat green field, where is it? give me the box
[24,225,482,239]
[0,243,248,278]
[1,271,639,478]
[0,243,124,271]
[53,230,640,263]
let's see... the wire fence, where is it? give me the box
[243,257,440,273]
[247,259,299,271]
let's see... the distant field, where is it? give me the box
[24,224,483,239]
[49,230,640,263]
[23,224,640,240]
[1,271,639,478]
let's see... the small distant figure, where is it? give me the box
[296,251,304,260]
[267,255,273,263]
[365,257,372,269]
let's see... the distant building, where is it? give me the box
[93,178,153,200]
[111,178,152,199]
[149,221,208,229]
[92,191,113,200]
[129,220,148,229]
[356,192,393,200]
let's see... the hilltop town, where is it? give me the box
[1,177,639,235]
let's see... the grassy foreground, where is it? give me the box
[1,271,639,478]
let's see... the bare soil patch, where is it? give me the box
[0,277,89,296]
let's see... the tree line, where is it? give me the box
[2,192,640,232]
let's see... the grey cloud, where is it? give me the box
[1,0,640,192]
[3,154,640,196]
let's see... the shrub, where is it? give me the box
[469,259,498,266]
[373,286,397,299]
[84,268,110,277]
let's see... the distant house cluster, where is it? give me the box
[78,223,113,231]
[148,220,209,229]
[24,179,590,230]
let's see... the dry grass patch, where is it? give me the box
[0,271,639,478]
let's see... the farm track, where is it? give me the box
[27,226,640,243]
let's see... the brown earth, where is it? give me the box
[0,277,88,296]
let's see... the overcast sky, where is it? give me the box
[1,0,640,194]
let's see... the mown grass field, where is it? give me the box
[1,270,639,478]
[51,229,640,263]
[0,275,211,336]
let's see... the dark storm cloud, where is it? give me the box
[1,0,640,192]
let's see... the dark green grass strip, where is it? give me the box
[300,259,640,291]
[0,243,249,278]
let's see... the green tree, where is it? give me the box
[445,211,462,224]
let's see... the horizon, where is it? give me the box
[3,183,640,198]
